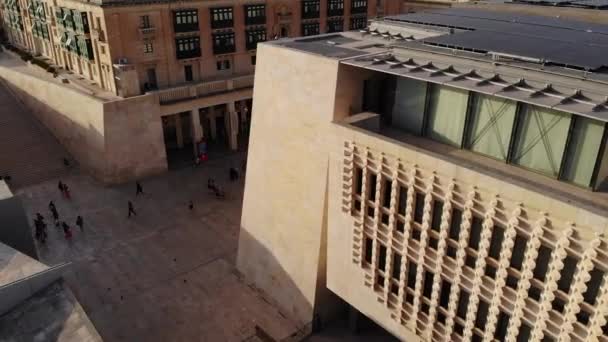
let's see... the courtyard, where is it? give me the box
[14,152,299,342]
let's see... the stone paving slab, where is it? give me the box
[15,153,299,342]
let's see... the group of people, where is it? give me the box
[33,180,84,244]
[34,200,83,243]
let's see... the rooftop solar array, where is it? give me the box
[385,9,608,70]
[512,0,608,9]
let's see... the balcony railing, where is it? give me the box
[139,26,155,35]
[154,74,254,105]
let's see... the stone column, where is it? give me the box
[191,109,203,156]
[227,102,238,151]
[175,114,184,148]
[209,106,217,140]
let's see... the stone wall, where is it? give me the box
[0,62,167,184]
[237,43,345,326]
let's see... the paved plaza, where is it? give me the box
[15,153,298,342]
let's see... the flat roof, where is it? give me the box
[268,8,608,122]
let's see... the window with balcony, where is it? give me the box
[244,4,265,25]
[245,28,266,50]
[301,0,320,19]
[175,36,201,59]
[351,0,367,14]
[143,41,153,54]
[327,0,344,16]
[140,15,150,28]
[77,37,94,60]
[327,18,343,33]
[350,16,367,30]
[173,9,198,33]
[212,32,235,54]
[210,7,233,29]
[302,22,319,36]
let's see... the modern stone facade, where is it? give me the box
[238,9,608,342]
[0,0,405,183]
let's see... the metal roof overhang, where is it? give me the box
[341,56,608,122]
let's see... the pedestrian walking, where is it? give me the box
[136,181,144,196]
[229,167,239,181]
[34,215,47,243]
[62,221,72,240]
[76,215,84,231]
[49,201,59,227]
[63,184,71,200]
[128,201,137,218]
[188,200,194,211]
[58,181,65,196]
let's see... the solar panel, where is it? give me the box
[385,9,608,70]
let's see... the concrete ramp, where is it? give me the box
[0,242,70,315]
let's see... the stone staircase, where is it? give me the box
[0,79,73,189]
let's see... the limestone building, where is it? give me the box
[238,8,608,342]
[0,0,403,182]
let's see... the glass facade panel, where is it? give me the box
[562,117,604,187]
[512,105,571,177]
[426,85,469,146]
[391,78,427,135]
[466,94,517,160]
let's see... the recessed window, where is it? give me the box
[407,261,417,289]
[583,268,604,305]
[517,323,532,342]
[466,93,517,161]
[302,22,319,36]
[426,84,469,147]
[413,192,425,224]
[392,253,401,280]
[140,15,150,28]
[423,270,434,299]
[210,7,233,29]
[212,32,235,54]
[354,167,363,195]
[449,208,462,241]
[327,18,343,33]
[216,59,231,70]
[382,178,392,209]
[390,78,427,135]
[488,225,504,260]
[244,4,265,25]
[533,245,552,282]
[351,0,367,13]
[245,28,266,50]
[397,185,407,215]
[469,216,483,250]
[495,312,511,341]
[327,0,344,16]
[368,173,377,202]
[439,280,451,309]
[456,291,469,319]
[431,200,443,231]
[378,244,387,271]
[173,9,198,33]
[301,0,320,19]
[175,36,200,59]
[364,237,373,264]
[512,104,571,177]
[350,16,367,30]
[143,41,153,54]
[184,65,193,82]
[561,116,605,187]
[557,256,577,293]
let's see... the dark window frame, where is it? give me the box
[244,4,265,25]
[327,18,343,33]
[212,31,236,54]
[210,7,233,29]
[351,0,367,13]
[350,16,367,30]
[301,0,320,19]
[175,36,201,59]
[327,0,344,16]
[245,28,266,50]
[301,22,320,36]
[173,9,199,33]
